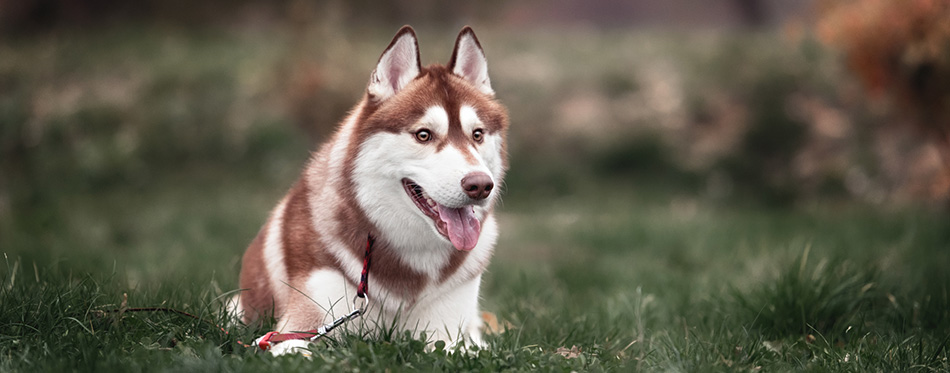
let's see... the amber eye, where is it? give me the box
[472,129,484,143]
[415,129,432,143]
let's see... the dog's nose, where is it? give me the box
[461,172,494,200]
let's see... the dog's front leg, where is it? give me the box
[407,275,485,349]
[268,268,358,356]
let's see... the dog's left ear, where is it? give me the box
[449,26,493,96]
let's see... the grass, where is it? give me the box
[1,23,949,371]
[2,179,947,371]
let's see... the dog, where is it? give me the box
[231,25,508,353]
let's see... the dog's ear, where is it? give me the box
[449,26,493,96]
[368,25,421,102]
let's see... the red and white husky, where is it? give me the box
[232,26,508,352]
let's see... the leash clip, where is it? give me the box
[353,293,369,313]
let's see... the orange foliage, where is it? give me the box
[817,0,950,97]
[817,0,950,172]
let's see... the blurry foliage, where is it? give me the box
[598,71,640,99]
[593,133,700,187]
[0,0,503,33]
[499,27,942,206]
[1,17,946,217]
[717,71,808,206]
[817,0,950,180]
[0,31,308,236]
[0,0,278,31]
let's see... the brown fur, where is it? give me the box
[238,220,276,323]
[282,180,340,281]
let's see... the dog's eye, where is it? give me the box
[415,129,432,143]
[472,129,484,143]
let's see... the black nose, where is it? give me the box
[461,172,493,200]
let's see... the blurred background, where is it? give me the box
[1,0,948,285]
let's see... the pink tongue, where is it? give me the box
[437,204,481,251]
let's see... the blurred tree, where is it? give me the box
[0,0,500,33]
[817,0,950,197]
[717,71,808,206]
[733,0,768,27]
[0,0,290,31]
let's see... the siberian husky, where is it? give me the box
[232,25,508,353]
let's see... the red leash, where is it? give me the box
[252,235,375,351]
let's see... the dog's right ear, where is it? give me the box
[368,26,421,102]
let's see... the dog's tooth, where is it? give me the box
[427,198,437,207]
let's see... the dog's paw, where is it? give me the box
[268,339,314,358]
[468,333,486,350]
[438,332,485,354]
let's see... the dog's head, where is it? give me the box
[351,26,508,252]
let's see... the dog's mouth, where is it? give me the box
[402,178,481,251]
